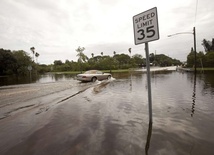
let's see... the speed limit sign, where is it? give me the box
[133,7,159,45]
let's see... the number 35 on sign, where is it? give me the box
[133,7,159,45]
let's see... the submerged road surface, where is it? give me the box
[0,79,149,155]
[1,72,214,155]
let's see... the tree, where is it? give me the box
[149,53,155,63]
[202,38,214,52]
[128,48,131,57]
[13,50,32,75]
[35,52,39,63]
[113,54,130,69]
[91,53,94,58]
[197,51,205,68]
[0,49,17,75]
[65,60,70,64]
[76,46,88,72]
[30,47,35,62]
[154,54,181,67]
[76,46,88,63]
[113,51,116,55]
[132,54,144,67]
[92,55,102,63]
[204,52,214,67]
[54,60,63,66]
[0,49,36,75]
[187,50,197,67]
[101,52,103,56]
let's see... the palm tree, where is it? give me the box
[76,46,88,72]
[101,52,103,56]
[113,51,116,56]
[35,52,40,63]
[30,47,35,62]
[76,46,88,63]
[128,48,131,57]
[91,53,94,58]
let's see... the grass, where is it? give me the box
[197,68,214,71]
[50,69,131,74]
[49,68,214,74]
[102,69,131,73]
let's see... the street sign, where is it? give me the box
[133,7,159,45]
[133,7,160,123]
[27,65,32,71]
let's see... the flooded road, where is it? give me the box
[0,71,214,155]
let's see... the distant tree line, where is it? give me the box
[51,46,182,72]
[187,38,214,67]
[0,46,183,75]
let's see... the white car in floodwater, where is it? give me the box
[76,70,112,82]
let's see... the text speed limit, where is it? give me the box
[133,7,159,45]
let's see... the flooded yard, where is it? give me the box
[0,71,214,155]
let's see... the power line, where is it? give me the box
[194,0,199,25]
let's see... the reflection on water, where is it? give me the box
[0,75,32,86]
[37,73,76,83]
[191,73,196,117]
[145,122,152,155]
[0,73,77,86]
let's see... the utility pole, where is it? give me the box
[168,27,197,73]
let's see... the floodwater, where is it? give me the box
[0,71,214,155]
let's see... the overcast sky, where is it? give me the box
[0,0,214,64]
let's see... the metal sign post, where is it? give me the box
[28,65,32,82]
[133,7,159,123]
[145,43,153,123]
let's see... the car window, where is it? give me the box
[84,71,91,74]
[84,70,97,74]
[97,71,102,74]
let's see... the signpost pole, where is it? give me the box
[29,70,32,82]
[28,65,32,83]
[145,42,153,123]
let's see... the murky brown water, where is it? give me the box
[0,71,214,155]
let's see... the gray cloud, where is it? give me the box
[0,0,213,64]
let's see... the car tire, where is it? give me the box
[91,77,97,82]
[107,75,111,80]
